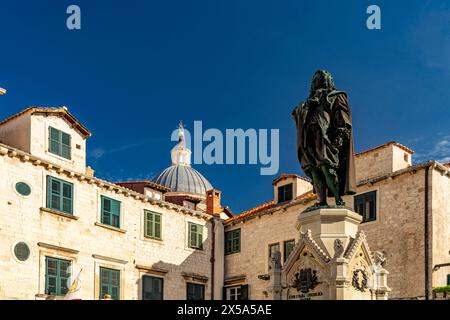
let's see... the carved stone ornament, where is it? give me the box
[334,239,344,258]
[374,251,386,267]
[352,269,368,292]
[292,268,320,294]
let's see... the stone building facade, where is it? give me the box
[0,106,448,300]
[0,107,227,300]
[224,142,450,300]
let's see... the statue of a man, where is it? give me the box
[292,70,356,207]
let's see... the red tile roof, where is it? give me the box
[0,107,92,138]
[272,173,311,186]
[355,141,414,157]
[115,181,170,193]
[226,191,315,224]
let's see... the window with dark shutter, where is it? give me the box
[278,183,293,203]
[142,275,163,300]
[268,243,280,269]
[284,240,295,262]
[186,283,205,300]
[225,229,241,255]
[354,191,377,223]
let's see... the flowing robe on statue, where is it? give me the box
[292,89,356,197]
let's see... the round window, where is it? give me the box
[14,242,30,262]
[15,182,31,197]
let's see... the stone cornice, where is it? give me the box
[0,143,213,222]
[37,242,79,254]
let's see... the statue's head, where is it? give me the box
[310,70,335,92]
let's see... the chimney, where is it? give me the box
[85,166,95,178]
[206,189,222,215]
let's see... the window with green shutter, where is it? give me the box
[225,229,241,255]
[100,267,120,300]
[144,211,162,240]
[45,257,71,296]
[101,196,121,228]
[142,275,164,300]
[186,283,205,300]
[49,126,71,160]
[46,176,73,214]
[188,222,203,249]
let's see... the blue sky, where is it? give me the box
[1,0,449,213]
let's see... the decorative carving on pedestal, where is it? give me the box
[334,239,344,259]
[292,268,320,293]
[352,269,368,292]
[273,208,390,300]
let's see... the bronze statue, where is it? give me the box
[292,70,356,208]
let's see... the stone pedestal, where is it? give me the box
[296,208,362,258]
[267,208,390,300]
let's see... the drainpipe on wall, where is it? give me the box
[424,164,431,300]
[211,218,215,300]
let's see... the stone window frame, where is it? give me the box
[353,188,380,224]
[48,126,72,160]
[283,239,296,263]
[46,175,74,215]
[185,218,206,252]
[38,248,78,298]
[267,242,281,271]
[93,259,126,300]
[186,282,205,300]
[98,193,123,230]
[141,274,164,300]
[278,183,293,203]
[143,210,163,241]
[225,228,241,255]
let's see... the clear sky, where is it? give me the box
[1,0,449,213]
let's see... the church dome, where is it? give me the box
[153,165,213,195]
[152,122,213,196]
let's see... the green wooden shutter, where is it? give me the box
[240,285,249,300]
[61,131,71,159]
[233,229,240,252]
[101,196,120,227]
[111,199,121,228]
[101,196,109,225]
[45,257,71,296]
[154,213,161,239]
[189,223,195,248]
[100,267,120,300]
[144,211,149,237]
[197,225,203,249]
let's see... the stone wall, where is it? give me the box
[30,113,87,174]
[225,206,301,300]
[431,169,450,289]
[224,164,449,300]
[0,150,214,300]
